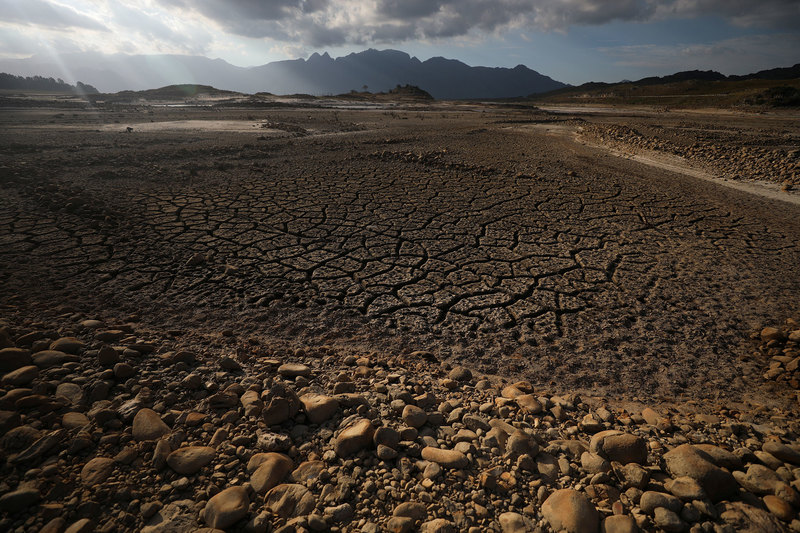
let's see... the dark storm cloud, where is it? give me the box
[0,0,108,31]
[157,0,800,46]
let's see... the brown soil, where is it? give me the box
[2,103,799,409]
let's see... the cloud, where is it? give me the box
[0,0,108,31]
[149,0,800,48]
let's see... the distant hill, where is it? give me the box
[111,84,241,99]
[0,73,98,94]
[533,64,800,107]
[0,49,566,100]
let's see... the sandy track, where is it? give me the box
[1,106,798,405]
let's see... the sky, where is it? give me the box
[0,0,799,85]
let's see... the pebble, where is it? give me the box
[166,446,215,475]
[334,418,374,456]
[402,405,427,428]
[250,453,294,493]
[80,457,115,486]
[541,489,599,533]
[132,408,171,441]
[1,365,39,386]
[421,446,469,468]
[661,444,737,502]
[278,363,311,378]
[0,312,798,533]
[300,393,339,424]
[203,486,250,529]
[264,484,316,519]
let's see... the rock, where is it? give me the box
[97,346,119,367]
[152,439,171,470]
[612,462,649,489]
[335,418,374,456]
[277,363,311,378]
[420,518,456,533]
[81,457,115,486]
[761,327,786,342]
[32,350,77,368]
[250,453,294,494]
[257,431,292,452]
[0,410,21,432]
[40,518,66,533]
[2,365,39,386]
[240,390,263,417]
[653,507,685,532]
[377,444,398,460]
[581,452,611,474]
[541,489,599,533]
[0,488,40,513]
[219,356,242,371]
[300,393,339,424]
[662,444,738,502]
[734,464,781,495]
[502,381,534,399]
[394,502,427,521]
[49,337,84,354]
[601,515,638,533]
[132,408,170,441]
[262,383,302,425]
[374,427,401,449]
[324,503,354,523]
[421,446,469,469]
[203,486,250,529]
[762,441,800,465]
[499,511,530,532]
[64,518,95,533]
[55,383,84,405]
[264,484,316,519]
[113,362,135,379]
[516,394,544,414]
[763,495,794,522]
[665,477,706,501]
[402,405,427,428]
[506,430,539,457]
[166,446,215,475]
[590,430,647,465]
[387,516,414,533]
[718,501,785,532]
[639,491,682,514]
[693,444,742,470]
[287,461,324,485]
[141,499,198,533]
[62,412,90,429]
[536,452,560,481]
[0,348,31,372]
[448,366,472,382]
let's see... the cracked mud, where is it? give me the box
[1,106,799,403]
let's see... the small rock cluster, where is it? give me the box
[579,123,800,189]
[1,312,800,532]
[755,320,800,394]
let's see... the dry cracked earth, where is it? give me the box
[1,104,799,405]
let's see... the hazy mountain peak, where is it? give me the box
[0,48,567,98]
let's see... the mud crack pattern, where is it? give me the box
[1,108,799,400]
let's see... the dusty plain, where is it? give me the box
[1,98,800,532]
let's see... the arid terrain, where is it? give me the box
[1,99,800,532]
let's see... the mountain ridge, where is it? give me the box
[0,49,566,99]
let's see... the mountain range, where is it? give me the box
[0,49,566,99]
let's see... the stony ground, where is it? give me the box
[1,311,800,532]
[1,102,800,532]
[573,110,800,188]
